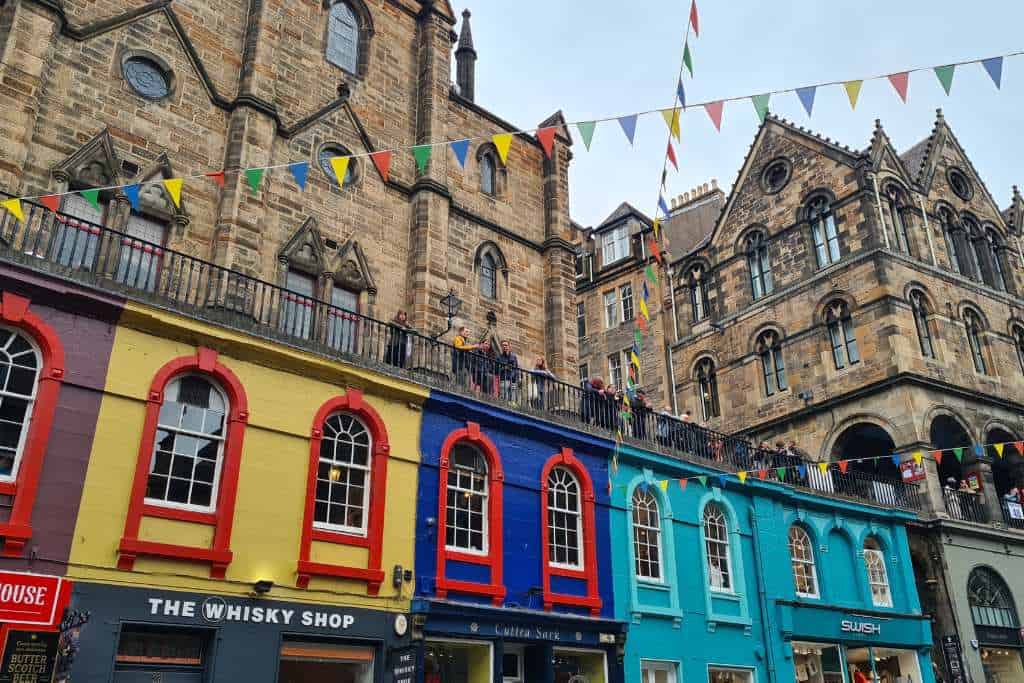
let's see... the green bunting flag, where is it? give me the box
[80,189,101,211]
[696,476,708,487]
[244,168,265,195]
[645,264,658,285]
[577,121,596,151]
[412,145,432,173]
[953,446,964,462]
[752,93,770,123]
[683,42,693,77]
[776,467,787,481]
[934,64,955,95]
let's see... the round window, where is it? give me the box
[319,145,356,185]
[123,57,171,99]
[760,159,791,194]
[948,168,973,201]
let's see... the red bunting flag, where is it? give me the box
[370,150,392,183]
[536,127,557,159]
[1015,441,1024,456]
[205,171,226,188]
[666,142,678,170]
[689,0,699,37]
[636,315,648,332]
[40,195,61,213]
[838,460,849,474]
[757,469,768,481]
[888,72,909,102]
[678,478,687,491]
[649,239,662,263]
[704,101,724,131]
[933,450,943,465]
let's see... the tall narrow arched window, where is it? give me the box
[479,252,497,299]
[703,504,732,592]
[326,2,360,73]
[964,217,991,285]
[808,197,841,268]
[864,537,893,607]
[941,209,965,275]
[910,291,935,359]
[695,357,720,420]
[744,231,773,300]
[788,526,819,598]
[445,444,489,553]
[0,329,40,481]
[968,567,1020,629]
[984,227,1007,290]
[547,467,582,569]
[314,413,371,535]
[825,301,859,370]
[1014,325,1024,375]
[480,153,496,196]
[688,264,709,322]
[885,185,913,256]
[632,487,662,581]
[964,309,987,374]
[145,375,227,512]
[756,330,787,396]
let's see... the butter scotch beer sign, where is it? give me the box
[0,631,58,683]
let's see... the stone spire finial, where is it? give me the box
[455,9,477,101]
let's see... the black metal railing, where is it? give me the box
[1002,499,1024,530]
[0,194,923,511]
[944,488,988,523]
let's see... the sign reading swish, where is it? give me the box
[841,620,881,635]
[0,572,62,627]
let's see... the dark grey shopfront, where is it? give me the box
[65,582,411,682]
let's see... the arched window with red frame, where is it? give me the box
[118,348,248,579]
[434,422,505,605]
[0,292,65,557]
[540,448,601,615]
[297,389,389,593]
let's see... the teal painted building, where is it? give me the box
[610,444,934,683]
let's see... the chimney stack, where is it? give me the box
[455,9,477,101]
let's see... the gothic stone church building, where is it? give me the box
[0,0,578,375]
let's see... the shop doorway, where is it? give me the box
[845,646,922,683]
[276,639,374,683]
[792,642,845,683]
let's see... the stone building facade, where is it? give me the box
[0,0,577,375]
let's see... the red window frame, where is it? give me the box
[297,389,388,593]
[540,448,601,615]
[117,348,248,579]
[434,422,505,605]
[0,293,65,557]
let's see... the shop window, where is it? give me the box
[808,196,841,268]
[279,639,374,683]
[632,487,662,581]
[502,648,524,683]
[863,537,892,608]
[425,641,493,683]
[709,666,754,683]
[703,503,733,592]
[788,525,819,598]
[969,567,1019,628]
[642,660,678,683]
[547,466,582,569]
[115,624,208,680]
[790,642,844,683]
[553,649,607,683]
[845,647,923,683]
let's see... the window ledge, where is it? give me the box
[637,579,670,591]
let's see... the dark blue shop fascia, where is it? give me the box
[67,582,410,683]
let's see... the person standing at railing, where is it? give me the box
[453,326,486,391]
[581,376,604,425]
[944,478,965,520]
[529,357,555,410]
[385,310,413,368]
[496,339,519,404]
[632,389,651,441]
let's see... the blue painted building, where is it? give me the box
[413,391,626,683]
[610,444,934,683]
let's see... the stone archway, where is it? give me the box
[930,414,974,484]
[830,422,900,480]
[987,426,1022,498]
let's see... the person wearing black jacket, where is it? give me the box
[385,309,412,368]
[496,339,519,403]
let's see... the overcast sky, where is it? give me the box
[454,1,1024,228]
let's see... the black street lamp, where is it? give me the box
[434,289,463,339]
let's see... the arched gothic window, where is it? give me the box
[326,2,360,73]
[479,253,497,299]
[864,537,893,608]
[910,291,935,359]
[968,567,1020,629]
[808,197,841,268]
[756,330,787,396]
[964,216,992,285]
[314,413,371,535]
[984,227,1007,291]
[825,301,859,370]
[964,309,987,374]
[547,467,582,569]
[480,152,496,196]
[0,329,40,481]
[884,185,913,256]
[632,487,662,581]
[703,504,732,592]
[695,357,720,420]
[940,209,967,275]
[688,264,709,322]
[788,526,819,598]
[445,444,489,553]
[1013,325,1024,375]
[744,231,773,300]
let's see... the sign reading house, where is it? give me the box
[0,572,62,627]
[147,596,357,631]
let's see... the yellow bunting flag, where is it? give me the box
[492,133,513,165]
[1,198,23,223]
[162,179,183,208]
[913,451,923,466]
[630,351,641,368]
[659,480,669,492]
[995,443,1005,458]
[844,80,863,109]
[818,462,829,475]
[660,107,681,142]
[330,157,351,190]
[737,471,748,484]
[639,297,650,320]
[653,218,661,239]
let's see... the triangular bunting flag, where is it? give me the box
[796,86,816,117]
[617,115,638,145]
[995,443,1005,458]
[649,239,662,263]
[843,81,863,109]
[639,297,650,321]
[162,179,183,208]
[652,218,661,239]
[412,145,432,174]
[704,101,724,132]
[776,467,787,481]
[737,471,748,484]
[677,80,686,108]
[934,65,955,95]
[696,476,707,488]
[660,108,681,141]
[659,479,669,492]
[1016,441,1024,456]
[838,460,849,474]
[757,469,768,481]
[751,94,770,123]
[205,171,225,188]
[797,465,807,479]
[974,444,984,458]
[536,127,557,159]
[492,133,513,164]
[330,157,351,190]
[658,195,670,217]
[642,281,650,302]
[913,451,923,466]
[888,72,909,102]
[667,142,678,170]
[80,189,101,211]
[891,454,900,467]
[634,328,643,349]
[1,198,23,223]
[639,481,648,494]
[636,314,648,332]
[288,162,309,191]
[577,121,597,151]
[954,447,964,463]
[40,195,60,213]
[244,168,265,195]
[123,184,141,211]
[645,265,658,285]
[689,0,699,37]
[717,474,728,489]
[933,450,943,465]
[982,57,1004,89]
[370,150,393,182]
[818,462,829,475]
[630,351,641,369]
[683,42,693,77]
[449,140,471,169]
[678,478,688,491]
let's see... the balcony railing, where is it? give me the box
[943,488,988,524]
[0,194,922,511]
[1002,499,1024,530]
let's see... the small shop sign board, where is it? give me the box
[941,634,967,683]
[0,572,62,627]
[0,631,58,683]
[390,647,417,683]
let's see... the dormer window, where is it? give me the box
[601,225,630,266]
